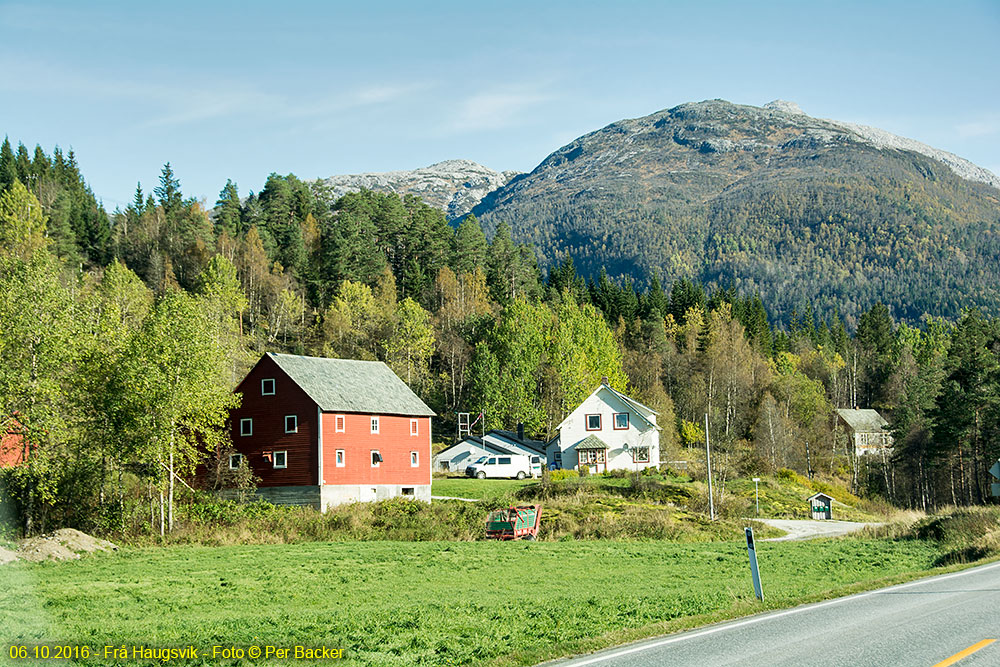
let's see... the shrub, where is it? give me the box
[549,469,579,482]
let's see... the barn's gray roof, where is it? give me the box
[836,409,888,433]
[266,353,435,417]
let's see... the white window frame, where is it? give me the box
[410,451,419,467]
[371,450,382,468]
[371,416,380,434]
[410,419,418,436]
[335,415,345,433]
[285,415,298,434]
[613,412,629,430]
[229,453,243,470]
[273,450,287,469]
[586,414,602,431]
[335,449,345,467]
[240,418,252,436]
[261,378,275,396]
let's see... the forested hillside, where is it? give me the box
[1,137,999,537]
[473,100,1000,326]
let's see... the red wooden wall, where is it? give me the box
[230,356,318,487]
[321,413,431,486]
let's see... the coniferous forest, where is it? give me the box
[1,138,1000,535]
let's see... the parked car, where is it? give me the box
[465,454,534,479]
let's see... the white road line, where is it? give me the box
[560,560,1000,666]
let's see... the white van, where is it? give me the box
[465,454,534,479]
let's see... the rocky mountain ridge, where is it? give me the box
[315,159,518,219]
[471,98,1000,324]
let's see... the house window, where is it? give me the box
[335,449,345,467]
[261,378,275,396]
[335,415,345,433]
[631,446,650,463]
[586,414,602,431]
[285,415,298,433]
[273,450,287,469]
[402,487,415,496]
[371,450,383,467]
[579,450,607,465]
[371,417,380,434]
[410,419,418,436]
[410,451,419,467]
[240,418,252,436]
[229,454,243,470]
[614,413,629,430]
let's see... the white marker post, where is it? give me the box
[745,526,763,601]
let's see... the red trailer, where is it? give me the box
[485,505,542,540]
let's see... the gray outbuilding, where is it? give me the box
[807,492,834,520]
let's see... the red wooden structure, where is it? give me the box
[224,353,435,510]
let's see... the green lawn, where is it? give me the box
[431,477,534,500]
[0,537,950,666]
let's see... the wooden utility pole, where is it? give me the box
[705,413,715,520]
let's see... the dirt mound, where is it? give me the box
[0,546,18,565]
[16,528,118,563]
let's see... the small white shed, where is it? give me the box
[808,492,834,520]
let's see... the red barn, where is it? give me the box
[0,417,25,468]
[227,353,435,510]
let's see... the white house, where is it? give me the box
[835,409,893,457]
[433,427,546,473]
[548,380,660,473]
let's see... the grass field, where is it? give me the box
[431,477,534,500]
[0,537,955,667]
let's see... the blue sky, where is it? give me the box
[1,0,998,208]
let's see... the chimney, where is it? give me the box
[517,422,525,441]
[601,376,609,386]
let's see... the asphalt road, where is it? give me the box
[758,518,877,541]
[545,560,1000,667]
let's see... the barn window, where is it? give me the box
[261,378,275,396]
[371,450,382,467]
[335,449,345,467]
[285,415,298,433]
[410,419,418,436]
[631,446,650,463]
[586,414,601,431]
[240,418,252,436]
[229,454,243,470]
[371,417,380,434]
[335,415,345,433]
[614,413,629,430]
[410,451,419,467]
[273,450,287,469]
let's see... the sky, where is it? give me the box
[1,0,998,209]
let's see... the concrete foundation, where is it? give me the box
[219,484,431,512]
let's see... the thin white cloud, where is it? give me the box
[449,88,555,132]
[956,116,1000,139]
[0,58,429,129]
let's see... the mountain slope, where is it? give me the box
[316,159,518,220]
[473,100,1000,324]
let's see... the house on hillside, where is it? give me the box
[224,353,435,510]
[835,408,893,457]
[548,380,660,473]
[0,417,25,468]
[432,426,546,473]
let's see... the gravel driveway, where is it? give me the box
[758,518,878,541]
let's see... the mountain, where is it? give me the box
[472,99,1000,325]
[315,159,519,220]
